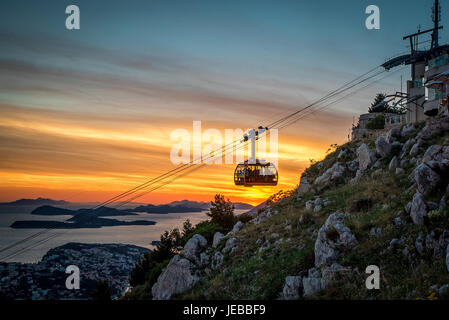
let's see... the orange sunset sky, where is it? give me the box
[0,1,412,206]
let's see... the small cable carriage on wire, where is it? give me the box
[233,126,278,187]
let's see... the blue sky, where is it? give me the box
[1,0,447,109]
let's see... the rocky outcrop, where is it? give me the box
[211,251,224,269]
[386,127,401,144]
[252,208,274,225]
[314,213,358,267]
[212,232,225,248]
[357,143,374,171]
[422,145,448,162]
[223,237,238,253]
[152,255,201,300]
[375,136,392,158]
[409,163,441,196]
[314,162,345,186]
[281,276,302,300]
[181,234,207,263]
[152,234,208,300]
[231,221,244,233]
[409,192,428,225]
[297,172,311,195]
[302,268,322,297]
[305,196,331,212]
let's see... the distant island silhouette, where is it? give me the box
[4,198,254,229]
[11,206,156,229]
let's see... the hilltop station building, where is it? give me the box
[352,0,449,140]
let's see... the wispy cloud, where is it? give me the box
[0,31,354,204]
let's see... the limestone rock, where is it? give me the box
[409,163,441,196]
[152,255,200,300]
[386,126,401,143]
[422,145,443,162]
[347,159,359,172]
[211,251,224,269]
[302,268,322,297]
[314,162,345,186]
[222,237,237,253]
[281,276,302,300]
[232,221,244,233]
[415,234,424,255]
[357,143,374,171]
[200,252,210,266]
[314,213,358,267]
[375,136,392,158]
[181,234,207,263]
[297,172,311,195]
[212,232,225,248]
[409,192,428,225]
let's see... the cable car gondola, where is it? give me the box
[233,127,278,187]
[234,159,278,186]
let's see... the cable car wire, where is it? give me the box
[0,64,394,260]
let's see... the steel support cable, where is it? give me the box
[0,65,386,259]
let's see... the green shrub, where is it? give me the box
[183,220,224,244]
[206,194,236,231]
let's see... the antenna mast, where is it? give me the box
[431,0,441,49]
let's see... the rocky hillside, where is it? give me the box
[146,117,449,300]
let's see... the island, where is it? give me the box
[11,206,155,229]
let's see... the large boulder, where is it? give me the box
[375,136,392,158]
[314,213,358,267]
[357,143,374,171]
[152,255,200,300]
[422,145,444,162]
[421,145,449,171]
[212,232,225,248]
[409,192,428,225]
[297,172,311,195]
[386,126,401,144]
[222,237,237,253]
[281,276,302,300]
[211,251,224,269]
[231,221,244,234]
[314,162,345,186]
[181,234,207,263]
[302,268,322,297]
[409,163,441,196]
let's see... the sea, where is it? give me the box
[0,207,247,263]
